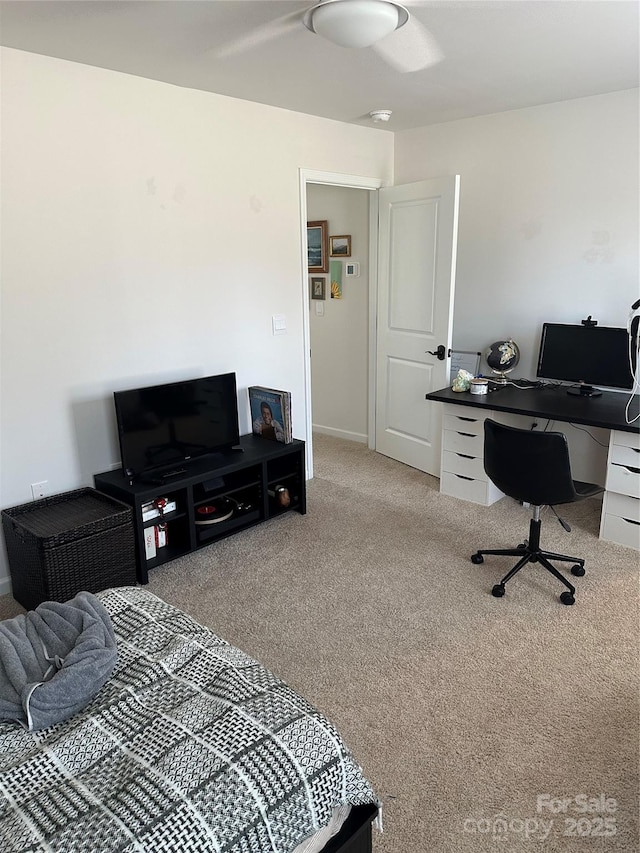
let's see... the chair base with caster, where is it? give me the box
[472,510,587,606]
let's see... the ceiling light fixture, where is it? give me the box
[303,0,409,49]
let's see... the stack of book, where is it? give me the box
[141,498,176,522]
[141,497,175,561]
[143,523,168,561]
[248,386,292,444]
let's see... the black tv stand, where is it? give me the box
[94,435,306,584]
[566,385,602,398]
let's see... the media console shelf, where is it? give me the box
[94,435,306,583]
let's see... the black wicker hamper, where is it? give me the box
[1,488,136,610]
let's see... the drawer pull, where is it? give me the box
[456,432,476,438]
[454,474,473,481]
[622,518,640,527]
[457,416,477,422]
[617,465,640,475]
[456,453,474,460]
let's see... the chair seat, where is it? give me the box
[572,480,604,499]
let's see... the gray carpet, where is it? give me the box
[1,433,638,851]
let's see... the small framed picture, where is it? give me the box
[307,220,328,273]
[310,277,326,300]
[345,262,360,277]
[330,235,351,257]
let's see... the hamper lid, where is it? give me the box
[2,488,130,540]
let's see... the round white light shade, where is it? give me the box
[306,0,408,49]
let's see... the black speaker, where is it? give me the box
[202,476,225,492]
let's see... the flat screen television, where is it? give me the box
[536,323,634,396]
[114,373,240,479]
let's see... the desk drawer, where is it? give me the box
[603,490,640,523]
[443,409,534,436]
[443,411,484,435]
[600,513,640,551]
[443,429,484,456]
[606,463,640,499]
[612,430,640,452]
[442,450,486,480]
[609,443,640,468]
[441,471,504,505]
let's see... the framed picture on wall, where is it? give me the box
[310,277,326,300]
[330,235,351,257]
[307,220,328,273]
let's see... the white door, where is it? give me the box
[375,176,460,476]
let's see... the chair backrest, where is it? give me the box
[483,419,578,507]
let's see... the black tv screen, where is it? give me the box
[536,324,634,391]
[114,373,240,478]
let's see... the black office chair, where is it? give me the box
[471,419,604,605]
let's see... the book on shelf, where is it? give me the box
[248,386,292,444]
[144,523,168,560]
[143,527,156,560]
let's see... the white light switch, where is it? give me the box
[315,302,324,316]
[272,314,287,335]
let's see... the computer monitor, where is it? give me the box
[536,323,634,397]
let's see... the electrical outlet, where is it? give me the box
[31,481,48,500]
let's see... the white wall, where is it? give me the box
[0,48,394,591]
[307,184,370,442]
[395,89,639,482]
[395,90,639,370]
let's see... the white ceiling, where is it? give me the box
[0,0,638,132]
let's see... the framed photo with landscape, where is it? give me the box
[330,235,351,257]
[310,277,326,300]
[307,220,328,273]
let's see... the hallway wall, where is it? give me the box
[307,184,370,442]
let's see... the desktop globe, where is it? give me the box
[486,339,520,384]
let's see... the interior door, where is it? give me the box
[375,175,460,476]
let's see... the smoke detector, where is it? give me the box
[369,110,392,122]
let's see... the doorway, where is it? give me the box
[299,171,459,480]
[307,183,371,445]
[299,170,383,479]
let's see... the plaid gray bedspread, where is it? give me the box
[0,587,377,852]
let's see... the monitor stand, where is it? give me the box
[566,384,602,398]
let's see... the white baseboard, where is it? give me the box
[0,576,13,597]
[312,425,367,443]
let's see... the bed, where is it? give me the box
[0,587,378,852]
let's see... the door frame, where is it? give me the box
[299,169,383,478]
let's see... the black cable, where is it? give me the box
[568,422,609,448]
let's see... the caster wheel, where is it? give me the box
[517,543,527,551]
[560,591,575,606]
[571,564,585,577]
[492,584,505,598]
[471,553,484,564]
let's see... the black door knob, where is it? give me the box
[426,345,447,361]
